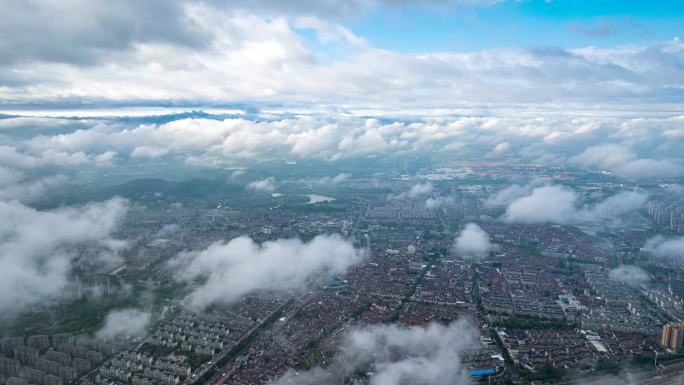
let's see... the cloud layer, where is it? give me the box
[169,234,363,310]
[0,114,681,184]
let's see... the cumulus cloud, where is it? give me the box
[0,0,500,65]
[408,182,434,198]
[230,169,246,179]
[391,182,434,200]
[485,178,548,207]
[503,185,578,224]
[571,143,636,170]
[273,319,476,385]
[0,166,23,185]
[0,175,67,203]
[310,173,351,187]
[503,185,647,224]
[493,142,511,153]
[571,144,683,179]
[454,223,493,258]
[608,266,650,288]
[575,190,649,222]
[485,141,512,158]
[0,139,119,172]
[644,236,684,258]
[169,234,363,310]
[96,308,151,340]
[130,145,169,158]
[0,167,66,203]
[0,198,128,315]
[613,159,684,179]
[247,177,276,192]
[425,195,454,209]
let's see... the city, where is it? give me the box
[1,158,683,384]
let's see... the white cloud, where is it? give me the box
[503,185,578,224]
[0,161,70,204]
[644,236,684,258]
[169,234,363,310]
[571,143,636,170]
[408,182,433,198]
[312,173,351,186]
[273,319,477,385]
[131,145,169,158]
[0,198,127,315]
[503,185,647,224]
[94,150,118,165]
[608,266,650,288]
[0,0,502,64]
[575,190,648,222]
[484,178,548,207]
[485,141,511,158]
[493,142,511,153]
[454,223,493,258]
[230,169,246,179]
[0,166,24,186]
[613,159,684,179]
[96,308,151,340]
[571,143,683,179]
[0,141,119,171]
[425,195,454,209]
[297,173,352,188]
[247,177,276,192]
[391,182,434,200]
[0,174,67,203]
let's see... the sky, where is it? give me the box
[351,0,684,52]
[0,0,682,110]
[0,0,682,200]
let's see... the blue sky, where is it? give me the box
[350,0,684,52]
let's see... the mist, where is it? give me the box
[0,198,127,316]
[273,319,477,385]
[608,266,650,288]
[96,308,152,340]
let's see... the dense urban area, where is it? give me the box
[1,159,682,385]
